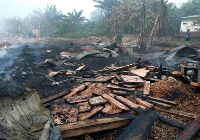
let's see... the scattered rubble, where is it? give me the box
[1,40,200,140]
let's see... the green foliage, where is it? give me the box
[180,0,200,17]
[67,10,87,31]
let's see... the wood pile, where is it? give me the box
[40,60,200,139]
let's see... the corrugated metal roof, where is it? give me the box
[182,15,199,19]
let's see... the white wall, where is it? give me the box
[180,18,200,32]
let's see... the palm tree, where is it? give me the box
[93,0,120,13]
[32,5,66,36]
[67,10,87,31]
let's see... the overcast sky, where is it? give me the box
[0,0,189,19]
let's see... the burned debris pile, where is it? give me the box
[39,58,200,139]
[1,41,200,139]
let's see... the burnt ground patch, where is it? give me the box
[0,43,138,99]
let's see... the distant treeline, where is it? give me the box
[0,0,200,38]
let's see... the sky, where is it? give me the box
[0,0,189,19]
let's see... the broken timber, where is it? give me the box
[142,96,178,106]
[136,98,154,108]
[114,96,143,111]
[79,106,104,121]
[102,93,129,111]
[89,96,107,105]
[145,99,172,109]
[65,94,91,104]
[77,102,92,113]
[155,107,198,119]
[117,109,158,140]
[63,84,88,99]
[107,84,135,92]
[143,81,150,95]
[41,91,67,104]
[61,115,135,138]
[177,115,200,140]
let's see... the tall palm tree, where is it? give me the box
[93,0,120,13]
[67,10,87,31]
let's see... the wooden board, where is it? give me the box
[120,75,145,83]
[114,96,142,110]
[154,107,198,120]
[130,68,150,77]
[76,65,85,71]
[107,84,135,92]
[145,99,172,109]
[63,84,88,99]
[112,90,133,96]
[81,76,115,83]
[65,94,91,104]
[79,106,104,121]
[89,96,107,105]
[190,82,200,87]
[61,116,135,138]
[41,91,67,104]
[177,115,200,140]
[136,98,154,108]
[77,102,92,113]
[143,81,150,95]
[117,109,158,140]
[101,103,122,115]
[80,83,97,96]
[101,93,129,111]
[142,96,178,106]
[172,71,183,76]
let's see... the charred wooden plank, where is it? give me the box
[190,82,200,87]
[157,63,162,79]
[114,96,144,111]
[177,115,200,140]
[63,84,88,99]
[61,116,135,138]
[155,107,198,120]
[117,109,158,140]
[41,91,67,104]
[143,81,150,95]
[80,76,115,83]
[89,96,107,105]
[76,65,85,71]
[136,98,154,108]
[79,106,104,121]
[172,71,183,76]
[101,103,122,115]
[120,75,145,84]
[107,84,135,92]
[142,96,178,106]
[158,115,185,130]
[144,99,172,109]
[101,93,129,111]
[130,68,150,78]
[77,102,92,113]
[65,94,91,104]
[112,90,133,96]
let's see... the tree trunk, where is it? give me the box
[138,0,147,53]
[148,0,164,47]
